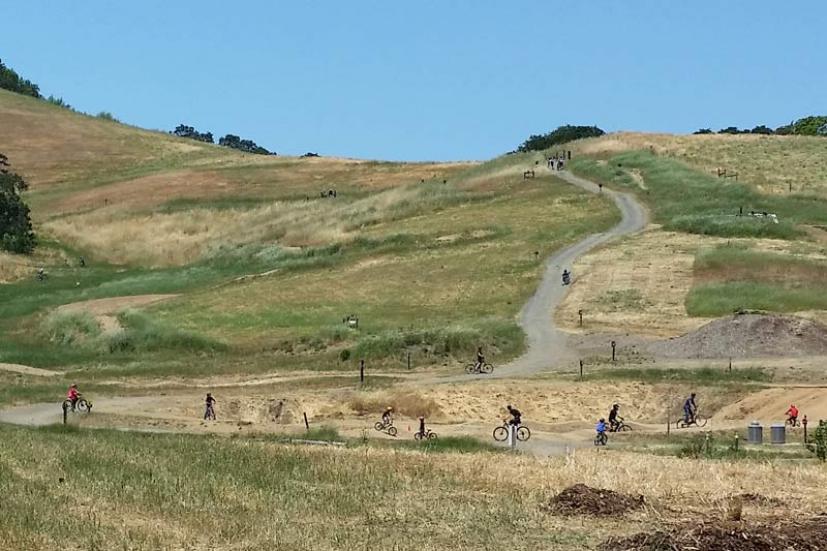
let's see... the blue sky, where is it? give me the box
[3,1,825,160]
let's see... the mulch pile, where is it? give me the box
[542,484,644,517]
[648,313,827,359]
[599,517,827,551]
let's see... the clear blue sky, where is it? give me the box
[3,1,825,161]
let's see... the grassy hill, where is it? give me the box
[0,90,617,381]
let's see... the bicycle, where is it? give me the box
[786,417,801,428]
[62,396,92,413]
[374,421,398,437]
[594,432,608,446]
[674,412,707,429]
[493,422,530,442]
[609,417,632,432]
[414,429,438,441]
[465,362,493,375]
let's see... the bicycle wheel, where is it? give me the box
[618,423,632,432]
[76,399,89,413]
[374,422,384,431]
[427,432,438,440]
[61,400,72,411]
[387,426,398,437]
[465,363,476,374]
[598,433,608,446]
[414,432,423,441]
[694,416,708,428]
[481,363,493,374]
[493,426,508,441]
[516,426,531,441]
[674,418,687,429]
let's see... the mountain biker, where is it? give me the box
[418,416,426,437]
[506,405,522,426]
[595,418,607,436]
[786,404,799,426]
[562,269,571,285]
[608,404,621,431]
[475,347,485,371]
[381,406,394,427]
[66,384,80,411]
[683,393,697,425]
[204,393,216,420]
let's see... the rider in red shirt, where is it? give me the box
[67,384,80,411]
[786,404,799,425]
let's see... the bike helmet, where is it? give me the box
[70,383,77,388]
[386,406,393,411]
[599,418,605,422]
[613,403,619,409]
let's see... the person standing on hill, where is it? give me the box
[204,393,216,421]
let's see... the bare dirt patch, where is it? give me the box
[542,484,644,516]
[56,294,178,333]
[600,517,827,551]
[0,363,60,377]
[648,313,827,359]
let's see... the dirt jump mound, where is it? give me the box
[600,517,827,551]
[649,314,827,359]
[542,484,644,517]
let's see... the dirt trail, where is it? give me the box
[493,170,648,376]
[0,363,60,377]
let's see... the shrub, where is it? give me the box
[96,111,119,122]
[517,125,605,153]
[0,153,36,254]
[0,58,40,97]
[42,311,102,347]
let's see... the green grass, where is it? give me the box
[686,245,827,316]
[687,282,827,316]
[570,150,827,238]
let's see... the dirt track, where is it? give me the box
[491,169,648,376]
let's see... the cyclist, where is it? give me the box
[66,383,80,411]
[417,416,426,438]
[204,393,216,420]
[608,403,621,432]
[381,406,394,427]
[506,405,522,426]
[562,269,571,285]
[786,404,799,426]
[475,347,485,372]
[595,418,607,438]
[683,393,697,425]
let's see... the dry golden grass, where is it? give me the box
[2,423,824,550]
[571,131,827,197]
[44,183,459,266]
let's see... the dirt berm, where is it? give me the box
[600,517,827,551]
[542,484,644,516]
[648,314,827,359]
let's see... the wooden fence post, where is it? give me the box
[611,340,617,363]
[303,412,310,431]
[360,359,365,383]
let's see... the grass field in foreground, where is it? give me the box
[1,424,825,550]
